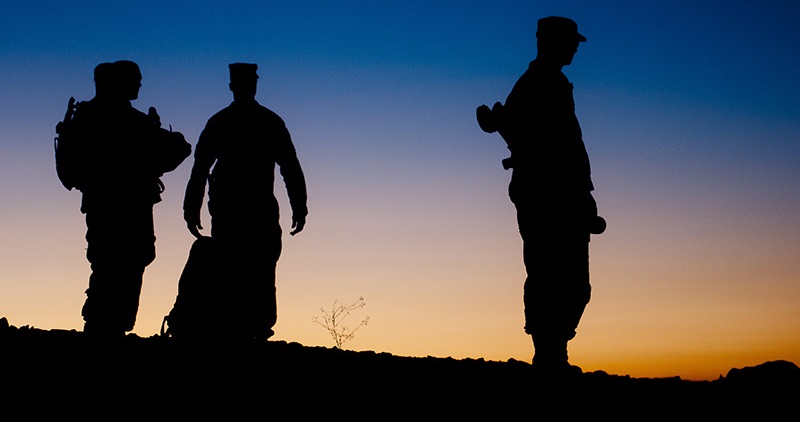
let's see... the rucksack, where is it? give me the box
[161,236,222,340]
[54,97,82,191]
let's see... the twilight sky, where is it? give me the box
[2,0,799,381]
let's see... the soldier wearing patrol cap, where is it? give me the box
[183,62,308,342]
[476,16,604,376]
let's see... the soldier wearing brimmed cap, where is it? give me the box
[536,16,587,42]
[476,16,604,376]
[183,62,308,342]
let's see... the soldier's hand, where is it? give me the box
[290,215,306,236]
[188,223,203,239]
[184,212,203,238]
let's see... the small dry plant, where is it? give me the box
[312,297,370,349]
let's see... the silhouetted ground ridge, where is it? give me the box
[1,317,797,417]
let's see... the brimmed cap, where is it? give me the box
[536,16,586,42]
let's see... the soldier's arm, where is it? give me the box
[183,127,215,238]
[275,127,308,236]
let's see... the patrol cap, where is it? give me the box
[536,16,586,42]
[229,63,259,82]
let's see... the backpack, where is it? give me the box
[54,97,82,191]
[161,236,222,340]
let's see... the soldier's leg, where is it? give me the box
[523,237,569,367]
[517,208,564,367]
[116,207,156,332]
[82,208,154,336]
[83,212,124,337]
[117,266,146,332]
[518,207,555,339]
[562,238,591,336]
[522,232,590,369]
[248,233,281,340]
[82,264,123,337]
[214,227,280,341]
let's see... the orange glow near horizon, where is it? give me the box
[2,2,800,382]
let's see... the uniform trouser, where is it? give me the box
[82,206,156,334]
[211,217,282,340]
[516,208,591,343]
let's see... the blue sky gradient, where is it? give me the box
[1,1,799,380]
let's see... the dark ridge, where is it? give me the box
[1,317,796,417]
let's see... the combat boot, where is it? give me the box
[531,336,582,379]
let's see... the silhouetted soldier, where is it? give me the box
[183,63,308,342]
[59,60,191,339]
[477,17,605,375]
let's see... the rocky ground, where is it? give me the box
[1,317,797,418]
